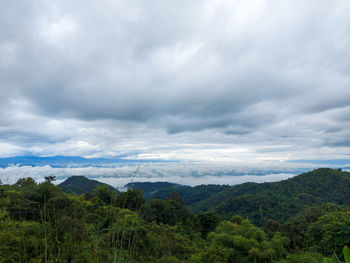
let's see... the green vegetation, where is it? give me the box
[0,168,349,262]
[152,168,350,226]
[152,184,230,204]
[126,182,190,199]
[58,175,116,195]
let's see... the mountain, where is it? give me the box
[58,175,116,194]
[151,168,350,226]
[0,155,170,168]
[151,184,230,203]
[57,168,350,226]
[125,181,190,198]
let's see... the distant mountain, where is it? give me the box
[58,175,116,195]
[287,159,350,166]
[0,155,171,168]
[125,182,190,198]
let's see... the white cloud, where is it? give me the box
[0,0,349,162]
[39,14,79,44]
[0,162,304,187]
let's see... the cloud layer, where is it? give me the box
[0,162,306,187]
[1,0,350,162]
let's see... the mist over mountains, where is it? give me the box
[1,155,349,188]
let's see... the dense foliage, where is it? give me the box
[152,168,350,226]
[0,168,349,262]
[126,182,190,199]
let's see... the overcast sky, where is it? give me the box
[1,0,350,163]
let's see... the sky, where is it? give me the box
[1,0,350,166]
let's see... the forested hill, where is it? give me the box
[58,175,116,194]
[1,168,350,262]
[151,168,350,225]
[125,181,190,198]
[151,184,231,205]
[57,168,350,226]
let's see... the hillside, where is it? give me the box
[58,169,350,226]
[125,181,190,198]
[58,175,116,194]
[1,168,349,262]
[152,168,350,225]
[151,184,230,204]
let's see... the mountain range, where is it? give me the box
[0,155,169,168]
[58,168,350,226]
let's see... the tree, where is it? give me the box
[44,176,56,183]
[0,220,42,262]
[307,210,350,258]
[196,211,219,238]
[93,184,117,205]
[16,177,36,187]
[166,192,184,206]
[115,188,145,211]
[192,218,289,263]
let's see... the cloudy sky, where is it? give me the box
[1,0,350,164]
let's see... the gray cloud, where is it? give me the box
[0,0,350,162]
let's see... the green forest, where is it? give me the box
[1,168,350,262]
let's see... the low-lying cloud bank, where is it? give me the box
[97,173,298,189]
[0,161,314,188]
